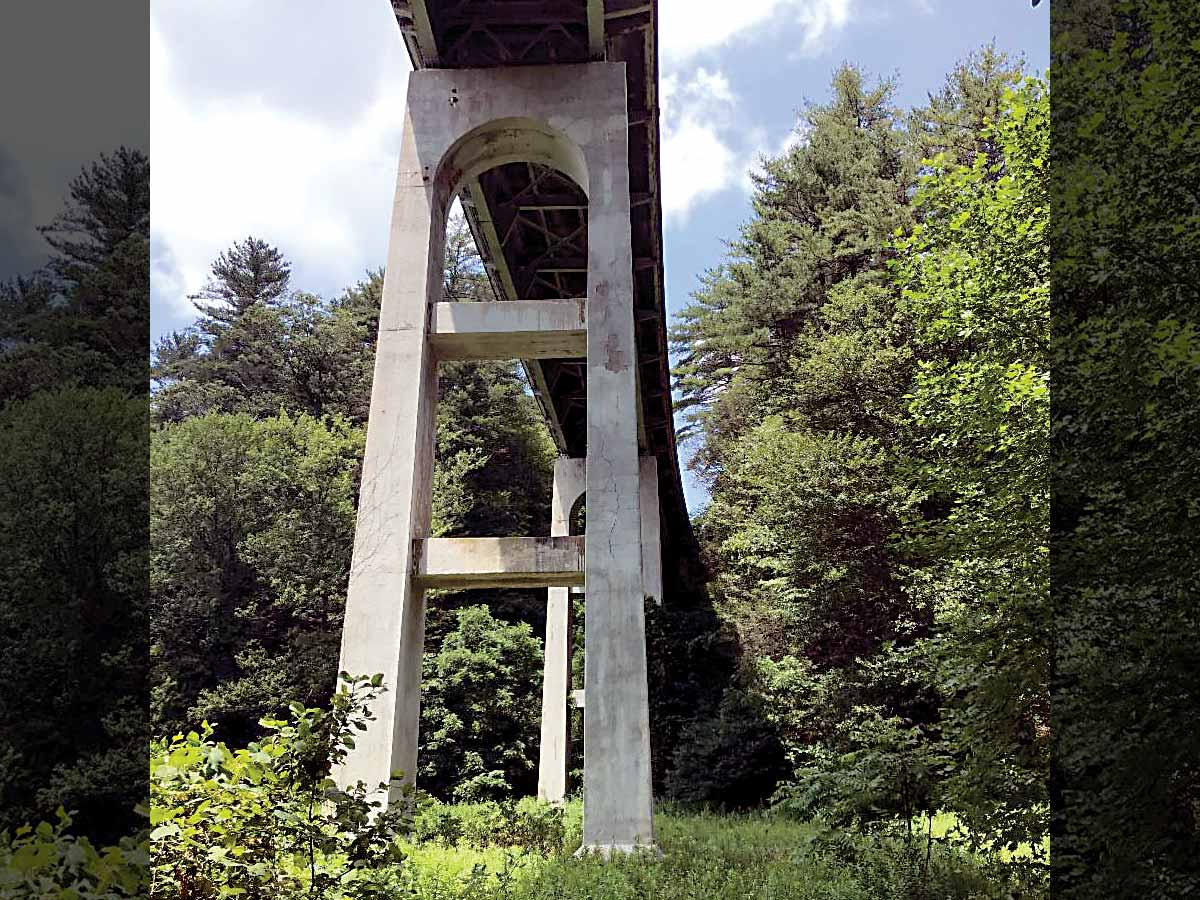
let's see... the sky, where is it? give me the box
[146,0,1048,513]
[0,3,147,281]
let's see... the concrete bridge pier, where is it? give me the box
[337,62,657,855]
[537,454,663,805]
[538,457,584,805]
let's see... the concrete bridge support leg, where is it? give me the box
[580,100,656,854]
[334,100,440,805]
[538,458,585,803]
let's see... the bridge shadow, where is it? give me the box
[644,551,791,810]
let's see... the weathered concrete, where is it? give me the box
[639,456,663,606]
[334,89,440,803]
[431,300,587,360]
[577,67,656,855]
[337,64,655,851]
[538,457,586,803]
[536,453,662,806]
[413,536,584,589]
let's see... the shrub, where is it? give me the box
[149,673,409,899]
[419,606,543,801]
[0,808,147,899]
[412,799,572,857]
[773,706,952,830]
[797,824,1045,900]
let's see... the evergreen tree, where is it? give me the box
[666,52,1039,826]
[910,45,1026,167]
[38,146,150,281]
[191,236,291,333]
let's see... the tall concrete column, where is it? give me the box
[581,77,656,853]
[538,457,585,803]
[335,101,444,803]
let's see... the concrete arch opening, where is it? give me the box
[438,116,588,205]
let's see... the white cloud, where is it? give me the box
[149,0,854,315]
[150,12,410,325]
[774,116,812,159]
[655,0,855,224]
[659,0,853,62]
[660,69,769,226]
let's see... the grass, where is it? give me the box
[371,800,1044,900]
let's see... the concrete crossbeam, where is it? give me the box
[431,300,587,360]
[412,536,585,589]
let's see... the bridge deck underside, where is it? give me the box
[393,0,700,587]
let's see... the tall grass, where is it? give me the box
[381,801,1044,900]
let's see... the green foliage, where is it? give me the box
[892,78,1050,851]
[385,803,1031,900]
[0,148,149,839]
[419,607,544,801]
[1052,2,1200,894]
[668,63,937,813]
[0,810,147,899]
[150,212,555,761]
[666,49,1048,873]
[433,360,555,540]
[150,411,363,742]
[191,236,292,332]
[665,683,789,810]
[775,708,952,830]
[795,823,1043,900]
[149,674,409,900]
[412,799,571,856]
[0,388,148,839]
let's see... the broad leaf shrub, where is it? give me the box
[149,673,409,899]
[0,808,147,898]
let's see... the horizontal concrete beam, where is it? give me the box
[412,536,585,589]
[430,300,587,360]
[571,689,585,709]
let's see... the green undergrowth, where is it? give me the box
[387,800,1044,900]
[918,811,1050,864]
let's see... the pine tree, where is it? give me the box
[38,147,149,280]
[909,44,1026,168]
[191,236,291,335]
[672,64,914,471]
